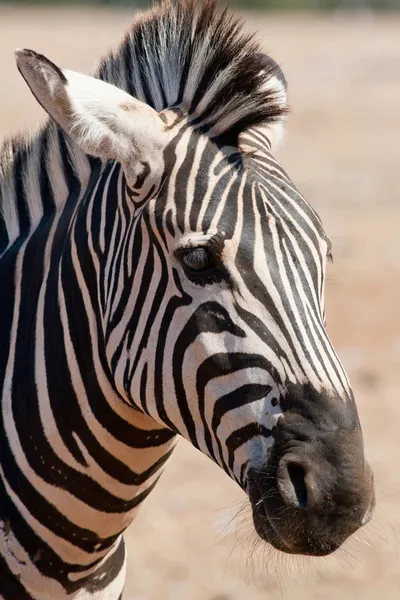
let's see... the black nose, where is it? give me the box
[249,440,375,556]
[248,385,375,556]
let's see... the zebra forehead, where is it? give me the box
[158,129,327,245]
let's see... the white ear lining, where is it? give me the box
[15,48,168,173]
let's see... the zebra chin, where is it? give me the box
[245,386,375,557]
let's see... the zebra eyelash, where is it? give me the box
[174,236,230,286]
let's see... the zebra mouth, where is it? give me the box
[248,477,296,554]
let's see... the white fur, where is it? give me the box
[15,50,169,188]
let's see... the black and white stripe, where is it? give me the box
[0,1,355,598]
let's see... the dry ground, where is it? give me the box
[0,6,399,600]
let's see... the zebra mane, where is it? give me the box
[97,0,286,136]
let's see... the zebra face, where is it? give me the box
[16,47,374,559]
[142,121,375,556]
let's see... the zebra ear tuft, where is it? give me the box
[15,49,168,176]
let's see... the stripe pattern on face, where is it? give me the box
[122,124,352,484]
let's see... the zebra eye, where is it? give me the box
[176,244,228,286]
[181,247,214,272]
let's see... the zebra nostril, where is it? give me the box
[287,462,308,509]
[277,458,310,510]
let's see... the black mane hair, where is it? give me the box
[97,0,286,136]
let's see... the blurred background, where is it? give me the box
[1,0,399,599]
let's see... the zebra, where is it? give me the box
[0,0,375,598]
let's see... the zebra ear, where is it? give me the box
[15,49,167,184]
[240,55,288,153]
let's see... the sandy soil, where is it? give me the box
[0,6,399,600]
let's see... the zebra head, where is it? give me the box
[16,0,374,558]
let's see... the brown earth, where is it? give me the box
[0,6,399,600]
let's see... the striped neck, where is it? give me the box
[0,126,177,593]
[0,123,92,254]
